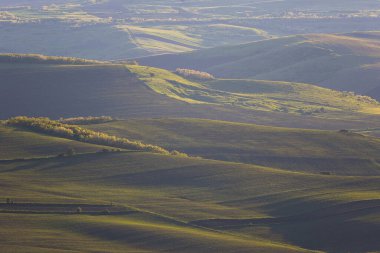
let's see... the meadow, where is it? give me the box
[0,122,379,252]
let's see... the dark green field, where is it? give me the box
[1,123,380,252]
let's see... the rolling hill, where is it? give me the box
[138,32,380,100]
[0,125,379,252]
[2,2,380,253]
[86,118,380,176]
[2,54,380,130]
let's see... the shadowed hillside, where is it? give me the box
[2,56,380,130]
[1,145,379,252]
[138,32,380,100]
[86,118,380,176]
[0,118,379,252]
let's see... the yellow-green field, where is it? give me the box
[128,65,380,117]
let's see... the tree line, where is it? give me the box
[6,117,187,156]
[0,54,103,65]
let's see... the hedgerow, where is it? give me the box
[6,117,186,156]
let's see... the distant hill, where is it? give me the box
[138,32,380,100]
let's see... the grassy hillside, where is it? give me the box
[86,118,380,176]
[0,111,379,252]
[138,32,380,100]
[1,148,379,252]
[0,123,111,160]
[2,56,380,130]
[129,65,380,116]
[5,117,177,155]
[0,61,198,119]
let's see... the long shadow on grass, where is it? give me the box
[192,199,380,253]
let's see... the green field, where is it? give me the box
[2,2,380,252]
[1,125,380,252]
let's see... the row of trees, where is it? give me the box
[175,68,215,80]
[0,54,103,65]
[59,116,114,125]
[6,117,186,156]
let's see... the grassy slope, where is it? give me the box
[0,124,111,160]
[138,32,380,99]
[129,64,380,115]
[0,126,316,252]
[0,61,199,119]
[87,118,380,176]
[1,150,379,252]
[0,118,379,252]
[2,56,380,130]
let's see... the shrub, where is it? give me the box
[59,116,114,125]
[175,68,215,80]
[170,150,188,157]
